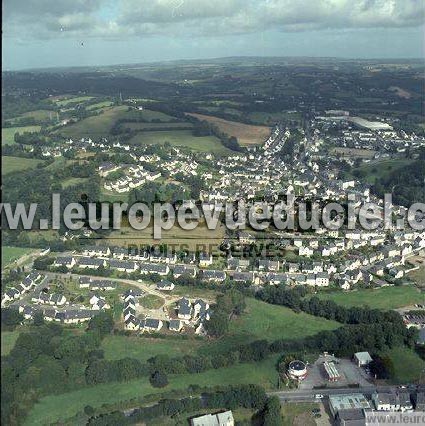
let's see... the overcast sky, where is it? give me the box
[3,0,425,70]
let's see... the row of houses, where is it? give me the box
[78,277,117,290]
[2,271,44,306]
[17,304,95,324]
[122,289,164,332]
[31,292,67,306]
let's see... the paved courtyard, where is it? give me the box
[299,354,372,390]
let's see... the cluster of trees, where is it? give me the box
[371,149,425,207]
[1,287,417,425]
[2,160,100,233]
[1,312,113,424]
[127,181,190,206]
[14,132,47,145]
[262,396,283,426]
[191,118,243,152]
[369,355,395,380]
[206,290,246,337]
[1,308,24,329]
[256,285,405,327]
[88,384,269,426]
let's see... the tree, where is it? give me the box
[149,371,168,388]
[87,312,114,337]
[205,313,229,337]
[33,311,45,326]
[263,396,283,426]
[1,308,23,328]
[84,405,95,416]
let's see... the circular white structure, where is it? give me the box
[287,360,307,380]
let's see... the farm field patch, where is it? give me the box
[187,113,271,146]
[2,156,44,175]
[2,126,42,145]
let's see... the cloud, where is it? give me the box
[3,0,425,40]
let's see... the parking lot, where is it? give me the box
[299,354,372,390]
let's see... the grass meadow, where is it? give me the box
[1,126,42,145]
[2,156,44,175]
[314,285,422,310]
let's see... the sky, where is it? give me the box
[3,0,425,70]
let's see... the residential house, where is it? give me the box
[61,310,94,324]
[227,257,250,270]
[315,272,330,287]
[49,293,66,306]
[372,392,400,411]
[258,259,280,271]
[139,262,169,275]
[199,252,213,267]
[398,392,413,412]
[144,318,163,332]
[109,259,138,273]
[91,280,116,291]
[173,264,197,278]
[54,256,76,269]
[79,276,92,288]
[169,319,183,332]
[77,257,106,270]
[267,273,288,285]
[156,280,175,291]
[299,246,314,257]
[201,270,226,282]
[82,246,111,257]
[177,298,193,320]
[232,272,254,283]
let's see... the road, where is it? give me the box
[269,384,416,402]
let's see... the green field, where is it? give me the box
[86,101,114,110]
[1,331,21,356]
[134,109,178,122]
[61,177,90,188]
[6,109,55,124]
[124,122,193,130]
[55,96,94,106]
[56,106,129,138]
[350,159,412,184]
[314,286,423,310]
[102,298,340,361]
[383,347,425,383]
[408,266,425,287]
[26,355,280,425]
[2,156,44,175]
[102,335,203,362]
[139,294,164,309]
[2,246,34,268]
[56,106,178,139]
[1,126,42,145]
[248,111,302,126]
[128,130,231,154]
[280,402,320,426]
[205,299,340,353]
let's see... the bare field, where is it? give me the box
[187,112,271,146]
[331,147,377,159]
[106,222,226,251]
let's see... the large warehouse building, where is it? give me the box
[329,394,371,418]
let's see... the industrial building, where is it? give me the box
[353,351,373,367]
[335,408,366,426]
[323,361,341,382]
[329,394,371,418]
[191,410,234,426]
